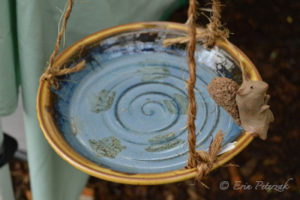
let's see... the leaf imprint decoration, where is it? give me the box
[89,136,126,158]
[90,89,116,113]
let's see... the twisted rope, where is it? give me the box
[184,0,225,182]
[163,0,229,48]
[205,0,229,47]
[186,0,198,164]
[40,0,85,88]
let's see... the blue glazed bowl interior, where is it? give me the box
[51,27,243,174]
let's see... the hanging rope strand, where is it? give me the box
[48,0,74,70]
[163,0,229,48]
[206,0,229,47]
[41,0,85,88]
[186,0,198,165]
[185,0,225,182]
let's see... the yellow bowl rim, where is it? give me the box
[37,21,260,185]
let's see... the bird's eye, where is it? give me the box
[250,86,254,89]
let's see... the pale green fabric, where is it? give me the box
[0,164,15,200]
[0,0,185,199]
[0,0,18,116]
[0,0,18,199]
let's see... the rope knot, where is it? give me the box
[205,22,229,48]
[40,67,59,89]
[41,60,86,89]
[187,131,224,181]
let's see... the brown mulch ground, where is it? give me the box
[9,0,300,199]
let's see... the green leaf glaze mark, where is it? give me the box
[145,139,183,152]
[164,93,188,115]
[90,89,116,113]
[89,137,126,159]
[137,66,170,81]
[148,132,176,143]
[163,99,177,114]
[174,93,188,114]
[69,116,82,136]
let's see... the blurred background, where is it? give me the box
[5,0,299,199]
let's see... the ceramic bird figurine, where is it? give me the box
[207,77,241,125]
[236,62,274,140]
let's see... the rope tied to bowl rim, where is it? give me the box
[163,0,229,48]
[40,0,85,89]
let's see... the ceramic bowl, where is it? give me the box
[37,22,260,185]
